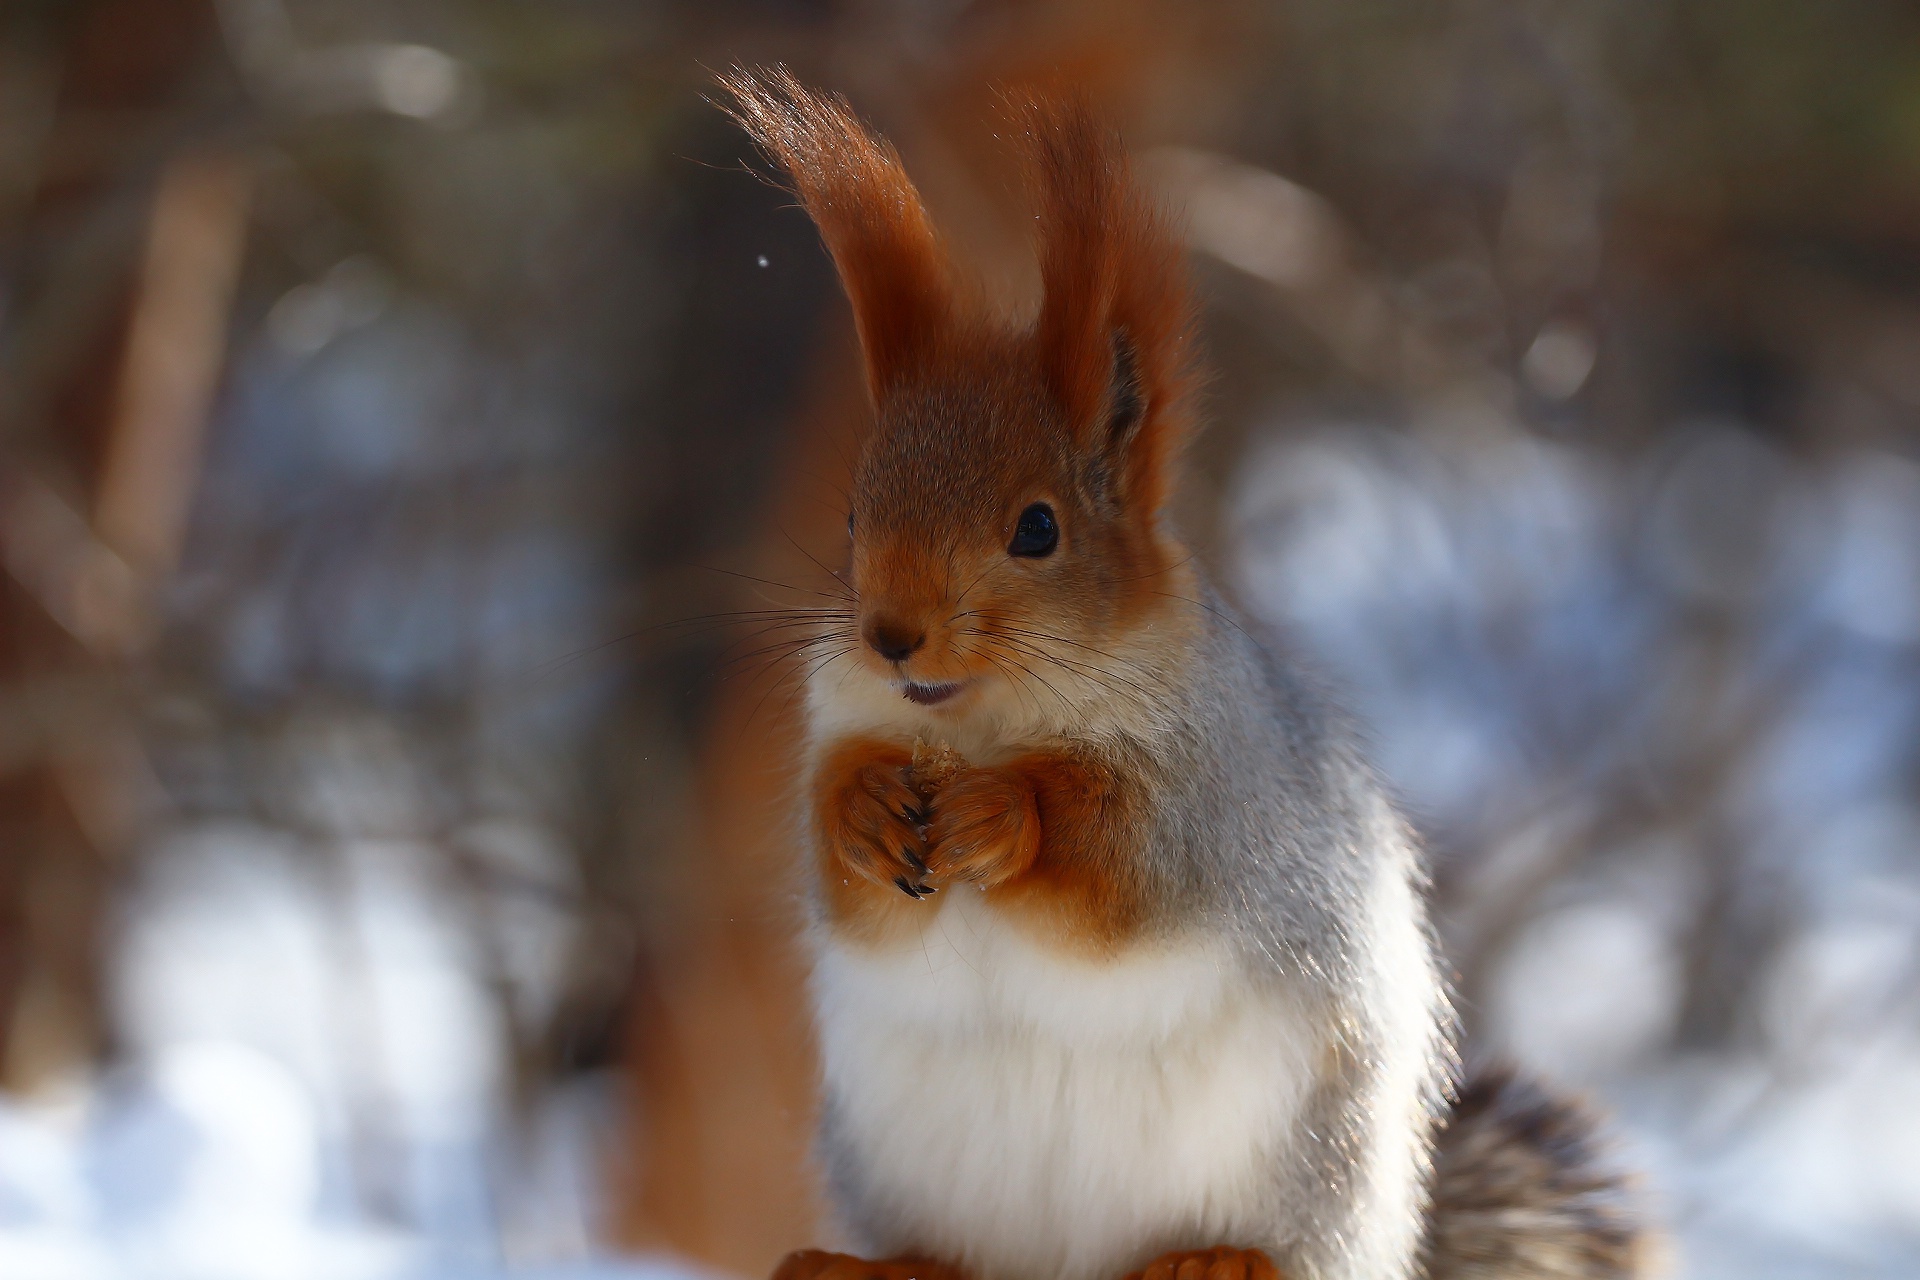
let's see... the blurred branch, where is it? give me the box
[93,149,251,645]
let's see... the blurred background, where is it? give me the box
[3,2,1920,1278]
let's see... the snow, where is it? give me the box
[0,816,660,1280]
[0,1060,699,1280]
[1228,412,1920,1277]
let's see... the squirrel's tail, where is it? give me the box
[1422,1067,1654,1280]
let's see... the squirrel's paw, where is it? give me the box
[773,1251,965,1280]
[923,766,1040,887]
[817,747,935,898]
[1123,1247,1281,1280]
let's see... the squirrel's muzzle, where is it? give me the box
[863,617,926,664]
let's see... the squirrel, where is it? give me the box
[717,67,1649,1280]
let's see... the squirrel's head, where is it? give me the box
[721,68,1199,733]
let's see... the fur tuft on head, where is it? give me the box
[1023,94,1196,521]
[717,66,953,405]
[720,69,1203,704]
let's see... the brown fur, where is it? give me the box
[919,763,1042,886]
[773,1240,1280,1280]
[721,70,1200,727]
[967,748,1154,951]
[1124,1247,1283,1280]
[1424,1069,1651,1280]
[621,14,1265,1266]
[814,740,1153,953]
[776,1251,969,1280]
[1027,96,1198,522]
[716,68,954,405]
[723,68,1204,958]
[724,66,1652,1280]
[812,737,931,944]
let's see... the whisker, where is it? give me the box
[953,619,1165,705]
[712,642,846,695]
[975,639,1076,717]
[779,524,855,593]
[1108,552,1197,585]
[721,636,829,716]
[989,635,1145,705]
[659,605,855,626]
[534,606,852,676]
[748,642,857,730]
[995,623,1159,671]
[772,645,857,723]
[695,562,855,603]
[947,559,1003,621]
[992,628,1167,701]
[955,639,1044,721]
[1146,591,1271,656]
[1005,652,1077,717]
[672,612,854,666]
[669,615,853,653]
[715,631,855,675]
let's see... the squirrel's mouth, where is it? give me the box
[902,680,966,706]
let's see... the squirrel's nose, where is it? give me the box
[863,618,925,664]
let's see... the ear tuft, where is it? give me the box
[717,66,952,405]
[1023,96,1194,517]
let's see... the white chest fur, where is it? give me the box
[812,892,1322,1280]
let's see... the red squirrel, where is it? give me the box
[718,67,1647,1280]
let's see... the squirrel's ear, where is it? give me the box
[719,67,952,406]
[1027,98,1194,517]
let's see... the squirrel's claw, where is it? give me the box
[894,876,937,899]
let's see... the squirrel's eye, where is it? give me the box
[1009,503,1058,558]
[847,511,855,540]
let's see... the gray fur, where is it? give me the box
[1425,1068,1651,1280]
[814,587,1452,1280]
[810,588,1647,1280]
[1128,596,1452,1280]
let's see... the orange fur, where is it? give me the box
[775,1251,970,1280]
[1125,1248,1284,1280]
[814,741,1152,953]
[974,749,1153,952]
[719,70,1199,655]
[717,68,1349,1280]
[724,66,1198,957]
[718,68,954,405]
[813,737,935,942]
[812,741,1168,967]
[921,764,1042,886]
[641,36,1284,1277]
[1026,96,1197,522]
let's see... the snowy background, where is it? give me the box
[5,2,1920,1278]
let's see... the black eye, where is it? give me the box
[1009,503,1058,557]
[847,511,855,540]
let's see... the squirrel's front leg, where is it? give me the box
[775,1250,967,1280]
[813,738,933,899]
[924,749,1149,948]
[919,764,1041,886]
[1124,1248,1281,1280]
